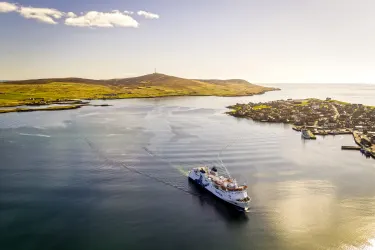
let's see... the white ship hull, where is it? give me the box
[188,169,250,211]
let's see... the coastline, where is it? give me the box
[0,104,85,114]
[0,73,279,110]
[227,98,375,159]
[0,88,279,114]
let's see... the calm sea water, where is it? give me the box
[1,84,375,250]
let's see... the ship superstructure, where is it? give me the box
[188,166,250,211]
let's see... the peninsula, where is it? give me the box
[227,98,375,158]
[0,73,277,113]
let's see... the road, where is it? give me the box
[331,104,340,120]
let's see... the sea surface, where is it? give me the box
[1,84,375,250]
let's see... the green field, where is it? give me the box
[0,83,113,107]
[295,100,311,106]
[0,73,277,108]
[253,105,271,110]
[329,99,350,105]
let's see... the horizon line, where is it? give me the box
[1,72,374,85]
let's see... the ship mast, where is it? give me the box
[216,136,242,179]
[217,144,231,178]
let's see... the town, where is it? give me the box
[227,98,375,158]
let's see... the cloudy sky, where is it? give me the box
[1,0,375,83]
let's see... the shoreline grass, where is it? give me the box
[0,104,83,114]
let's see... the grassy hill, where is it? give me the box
[0,73,277,107]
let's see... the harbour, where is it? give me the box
[2,0,375,248]
[228,98,375,159]
[2,84,375,250]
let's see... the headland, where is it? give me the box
[227,98,375,159]
[0,73,278,113]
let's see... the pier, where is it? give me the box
[341,146,361,150]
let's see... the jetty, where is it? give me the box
[341,146,361,150]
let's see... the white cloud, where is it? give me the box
[18,6,64,24]
[66,12,76,18]
[0,2,156,28]
[111,10,133,14]
[137,10,159,19]
[65,11,139,28]
[0,2,18,13]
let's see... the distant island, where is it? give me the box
[227,98,375,158]
[0,73,278,113]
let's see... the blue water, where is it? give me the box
[1,84,375,250]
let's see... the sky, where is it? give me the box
[1,0,375,83]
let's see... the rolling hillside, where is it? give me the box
[0,73,277,107]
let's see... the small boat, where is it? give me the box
[301,129,316,139]
[188,166,250,211]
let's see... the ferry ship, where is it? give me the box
[188,166,250,211]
